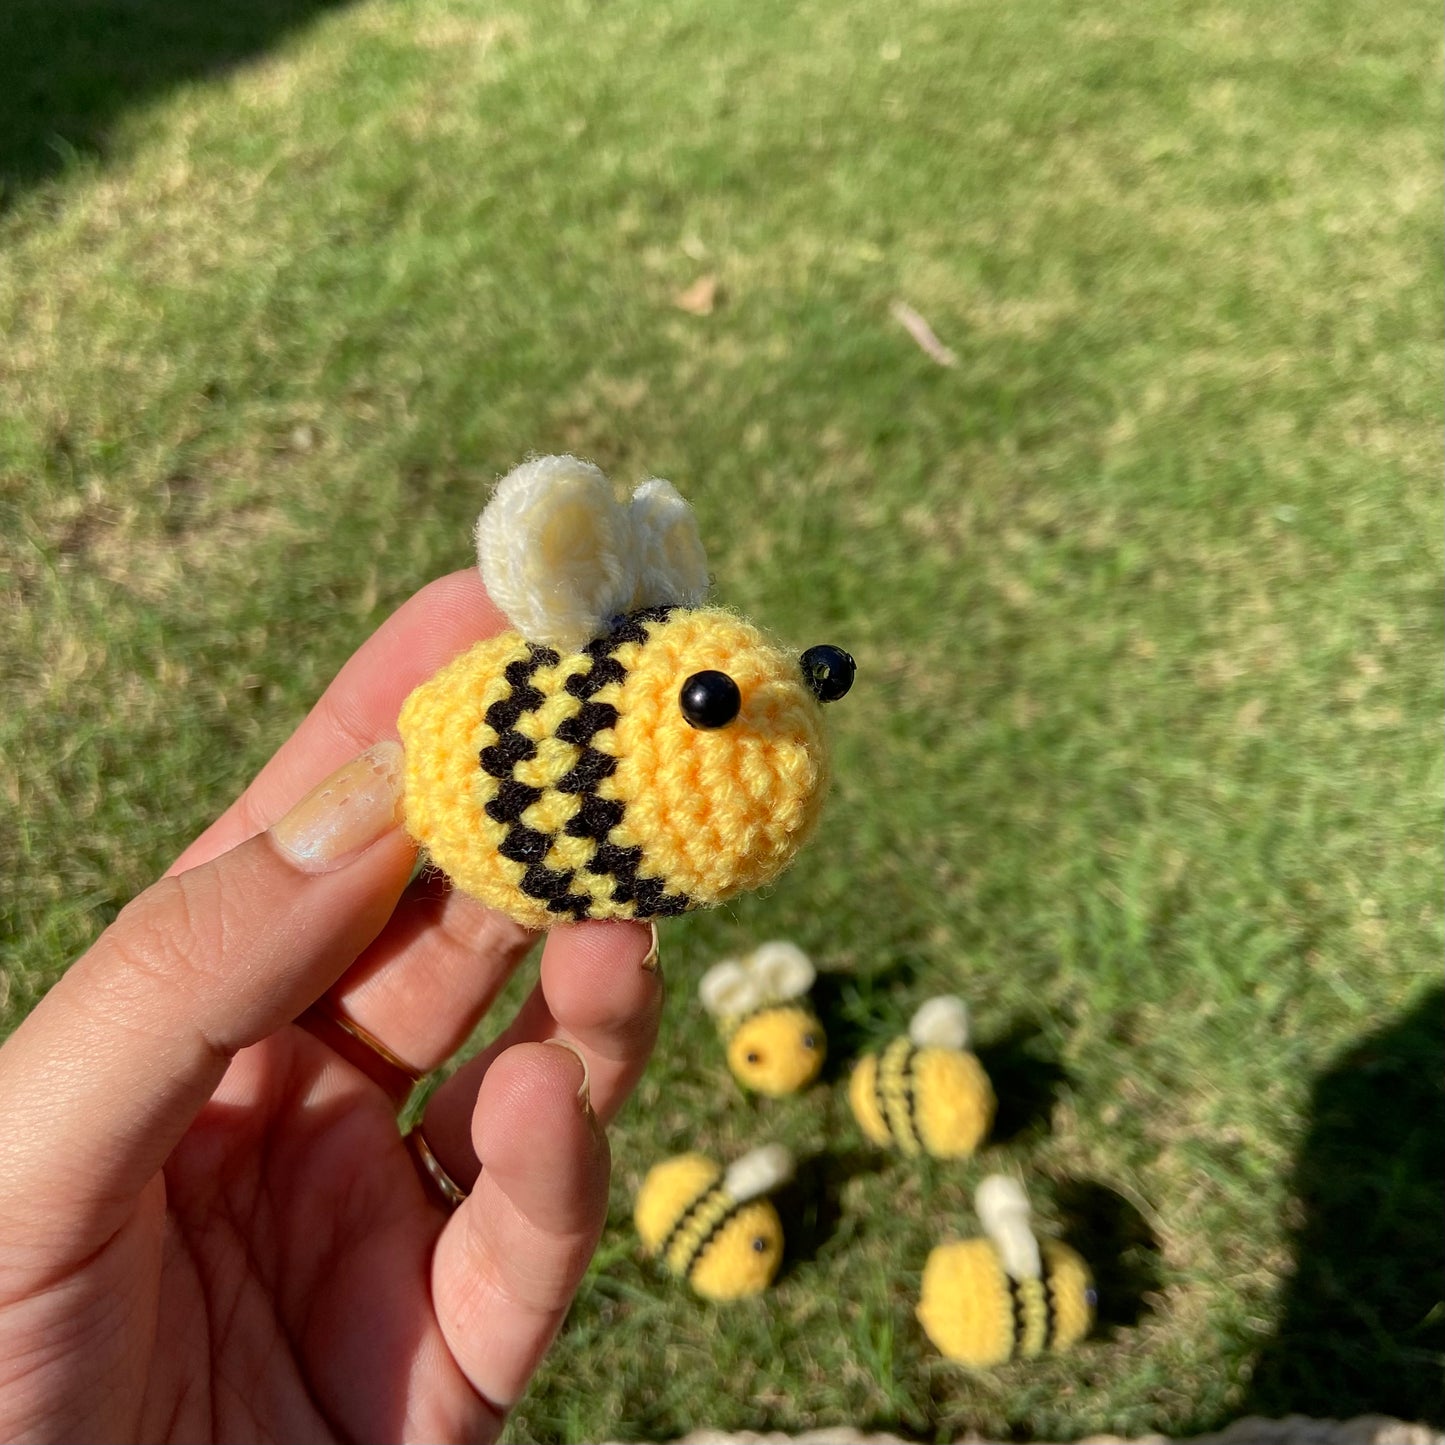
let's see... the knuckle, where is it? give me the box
[314,688,382,770]
[94,869,247,1055]
[439,891,534,961]
[229,781,275,842]
[457,1212,594,1321]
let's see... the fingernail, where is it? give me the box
[270,741,405,872]
[640,922,661,973]
[543,1037,592,1108]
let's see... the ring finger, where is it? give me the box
[308,869,539,1093]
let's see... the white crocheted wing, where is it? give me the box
[908,995,970,1051]
[698,959,761,1018]
[723,1144,794,1203]
[743,941,816,1003]
[700,942,814,1016]
[625,476,710,616]
[976,1175,1042,1281]
[474,455,709,651]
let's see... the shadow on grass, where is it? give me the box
[1241,985,1444,1424]
[1053,1178,1163,1336]
[773,1148,888,1280]
[811,956,924,1086]
[975,1020,1070,1146]
[0,0,353,209]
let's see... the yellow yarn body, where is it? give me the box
[398,607,828,928]
[847,1036,995,1158]
[634,1154,785,1300]
[917,1237,1094,1368]
[634,1155,720,1254]
[1042,1239,1094,1352]
[724,1005,826,1096]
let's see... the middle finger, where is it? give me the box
[420,918,661,1192]
[320,869,538,1081]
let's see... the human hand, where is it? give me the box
[0,572,662,1444]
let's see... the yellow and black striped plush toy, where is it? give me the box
[848,996,995,1159]
[633,1144,793,1300]
[698,941,825,1096]
[917,1176,1095,1368]
[398,456,854,928]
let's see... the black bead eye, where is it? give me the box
[752,1236,768,1252]
[800,644,855,703]
[679,670,742,729]
[745,1051,761,1064]
[802,1033,817,1050]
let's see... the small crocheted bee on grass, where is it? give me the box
[848,996,996,1159]
[699,941,825,1096]
[398,456,855,928]
[634,1144,794,1300]
[917,1176,1095,1368]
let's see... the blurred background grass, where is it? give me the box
[1,0,1441,1439]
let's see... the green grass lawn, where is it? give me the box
[2,0,1441,1439]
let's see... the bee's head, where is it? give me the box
[607,608,850,908]
[709,1201,786,1297]
[727,1006,826,1096]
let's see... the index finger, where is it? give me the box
[171,568,504,873]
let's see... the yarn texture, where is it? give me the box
[724,1005,826,1097]
[916,1237,1094,1368]
[848,1035,995,1158]
[634,1150,789,1300]
[397,456,851,928]
[699,941,826,1096]
[399,606,828,928]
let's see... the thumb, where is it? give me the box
[0,742,416,1254]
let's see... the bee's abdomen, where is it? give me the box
[475,610,694,922]
[874,1036,923,1156]
[401,610,696,928]
[917,1235,1092,1367]
[660,1180,743,1281]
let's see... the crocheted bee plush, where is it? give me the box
[399,456,855,928]
[634,1144,794,1300]
[916,1176,1095,1368]
[848,995,995,1159]
[698,941,825,1096]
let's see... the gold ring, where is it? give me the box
[326,1007,426,1084]
[407,1128,469,1208]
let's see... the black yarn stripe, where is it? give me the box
[559,608,694,919]
[478,643,592,918]
[1005,1273,1027,1356]
[678,1194,747,1282]
[565,655,626,698]
[874,1040,917,1153]
[497,821,550,864]
[588,606,674,651]
[481,651,557,743]
[871,1048,893,1147]
[656,1178,727,1264]
[487,779,543,824]
[556,747,618,794]
[1041,1263,1059,1350]
[900,1044,920,1148]
[556,701,620,746]
[564,794,626,839]
[480,728,537,776]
